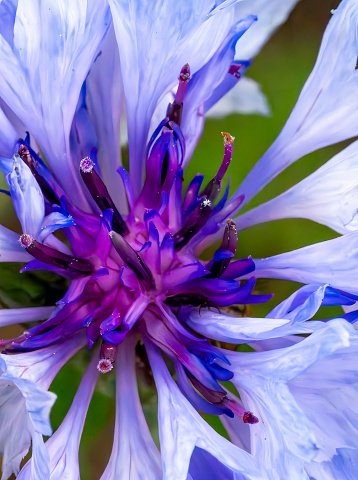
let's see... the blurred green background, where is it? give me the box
[1,1,346,478]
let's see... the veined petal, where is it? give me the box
[0,355,56,480]
[5,332,86,389]
[0,306,54,327]
[225,320,353,479]
[0,106,17,159]
[86,26,127,212]
[17,353,99,480]
[181,15,256,165]
[233,0,358,208]
[253,231,358,295]
[0,0,111,207]
[109,0,240,196]
[236,139,358,233]
[7,155,44,236]
[234,0,300,59]
[101,336,162,480]
[0,224,31,262]
[145,341,264,480]
[184,284,331,344]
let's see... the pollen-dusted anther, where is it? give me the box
[80,156,95,173]
[179,63,191,83]
[242,411,259,424]
[20,234,34,248]
[97,358,114,374]
[221,132,235,146]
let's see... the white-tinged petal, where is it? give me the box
[225,320,352,479]
[101,336,162,480]
[233,0,358,208]
[0,306,54,327]
[0,355,56,480]
[185,285,328,344]
[5,332,86,389]
[0,224,31,262]
[253,231,358,295]
[0,106,17,159]
[7,155,44,236]
[207,77,270,117]
[236,139,358,233]
[0,0,111,207]
[145,341,265,480]
[86,25,127,213]
[17,353,99,480]
[109,0,240,196]
[234,0,300,59]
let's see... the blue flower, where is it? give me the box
[0,0,357,479]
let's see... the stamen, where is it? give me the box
[20,234,34,248]
[97,358,113,374]
[18,146,59,205]
[24,238,94,274]
[80,157,128,235]
[207,219,237,278]
[109,230,155,289]
[242,411,259,424]
[167,64,191,126]
[216,132,234,181]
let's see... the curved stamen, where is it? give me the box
[80,157,128,235]
[167,63,191,126]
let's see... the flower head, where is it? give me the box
[0,0,358,479]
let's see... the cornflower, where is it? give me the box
[0,1,358,479]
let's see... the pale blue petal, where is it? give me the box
[0,355,56,480]
[0,305,54,327]
[225,320,353,479]
[232,0,358,209]
[236,139,358,233]
[5,332,86,389]
[101,336,161,480]
[184,284,330,343]
[0,106,17,159]
[7,155,44,236]
[109,0,240,196]
[0,224,31,262]
[86,26,127,213]
[37,211,75,243]
[180,15,256,165]
[18,353,99,480]
[0,0,111,208]
[253,231,358,294]
[145,341,265,480]
[234,0,300,60]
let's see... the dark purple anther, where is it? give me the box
[243,411,259,424]
[167,63,191,126]
[22,236,94,274]
[18,146,59,205]
[80,157,128,235]
[109,230,155,290]
[199,132,234,203]
[174,198,212,249]
[228,64,243,80]
[208,219,238,278]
